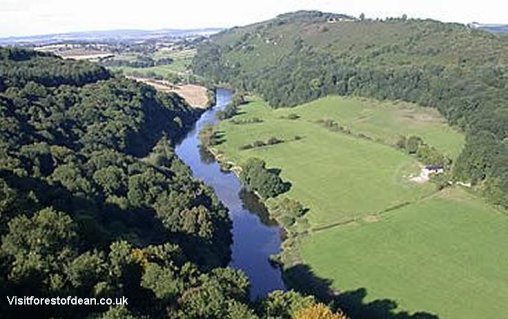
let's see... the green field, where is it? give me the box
[301,187,508,318]
[111,49,195,78]
[290,96,465,159]
[214,96,508,317]
[216,96,461,227]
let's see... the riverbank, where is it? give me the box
[203,132,307,278]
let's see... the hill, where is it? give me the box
[192,10,508,208]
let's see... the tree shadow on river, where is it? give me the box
[284,264,439,319]
[239,188,279,227]
[199,145,216,164]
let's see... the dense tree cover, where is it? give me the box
[0,47,346,318]
[0,48,110,87]
[192,11,508,207]
[239,158,289,199]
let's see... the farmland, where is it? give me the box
[212,95,508,317]
[301,187,508,318]
[214,96,462,227]
[109,49,196,79]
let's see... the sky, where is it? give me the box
[0,0,506,38]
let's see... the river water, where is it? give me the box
[174,88,286,299]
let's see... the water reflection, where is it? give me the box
[239,188,279,227]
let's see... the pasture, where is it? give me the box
[277,96,464,160]
[212,96,507,318]
[301,187,508,318]
[215,97,459,227]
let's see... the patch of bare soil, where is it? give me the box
[128,77,209,109]
[363,215,379,223]
[57,49,114,60]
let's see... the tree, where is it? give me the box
[141,263,183,300]
[259,290,315,319]
[67,251,107,293]
[225,301,258,319]
[359,13,365,21]
[51,163,94,195]
[240,158,288,198]
[0,178,16,220]
[483,176,508,206]
[295,303,348,319]
[395,135,406,149]
[405,136,423,154]
[1,208,77,283]
[231,92,246,107]
[209,268,250,301]
[269,197,306,227]
[95,306,136,319]
[93,166,126,196]
[216,103,238,120]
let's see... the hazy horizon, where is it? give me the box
[0,0,507,38]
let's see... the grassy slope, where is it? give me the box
[280,96,464,159]
[213,96,508,317]
[215,97,459,227]
[301,187,508,318]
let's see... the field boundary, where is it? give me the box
[311,189,442,233]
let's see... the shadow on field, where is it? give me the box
[212,130,227,145]
[284,264,439,319]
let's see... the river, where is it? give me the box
[174,88,286,299]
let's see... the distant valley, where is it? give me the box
[0,27,224,46]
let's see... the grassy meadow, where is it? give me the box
[213,95,508,317]
[290,96,465,159]
[301,187,508,318]
[215,96,462,227]
[216,99,433,227]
